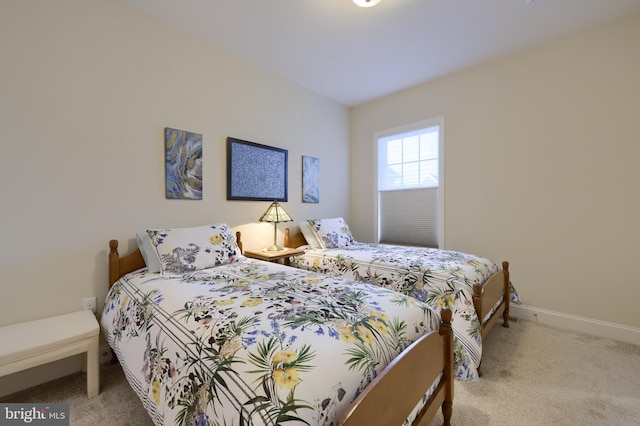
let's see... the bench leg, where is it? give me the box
[86,337,99,398]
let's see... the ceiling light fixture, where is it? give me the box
[353,0,382,7]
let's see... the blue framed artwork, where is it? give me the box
[302,156,319,203]
[227,137,288,201]
[165,127,202,200]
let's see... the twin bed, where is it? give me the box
[285,217,518,379]
[102,224,454,425]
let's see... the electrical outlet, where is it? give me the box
[82,297,97,313]
[99,345,112,364]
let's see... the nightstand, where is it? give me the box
[244,247,305,266]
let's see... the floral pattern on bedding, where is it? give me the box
[289,243,521,381]
[101,259,441,425]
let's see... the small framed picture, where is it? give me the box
[302,156,319,203]
[165,127,203,200]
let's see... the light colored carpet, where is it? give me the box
[429,319,640,425]
[2,319,639,425]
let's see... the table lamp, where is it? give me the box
[258,201,292,251]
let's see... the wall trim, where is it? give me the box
[510,304,640,346]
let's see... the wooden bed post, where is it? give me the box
[107,239,122,365]
[472,283,484,334]
[235,231,243,254]
[440,308,454,426]
[284,228,291,248]
[502,261,510,328]
[109,240,121,287]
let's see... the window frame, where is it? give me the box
[373,116,445,247]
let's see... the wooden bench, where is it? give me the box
[0,310,100,397]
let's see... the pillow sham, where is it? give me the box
[140,223,243,274]
[307,217,355,249]
[298,221,322,249]
[136,231,163,273]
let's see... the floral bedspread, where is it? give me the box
[290,243,520,381]
[101,258,442,425]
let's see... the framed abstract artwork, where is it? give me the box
[227,137,288,201]
[165,127,203,200]
[302,156,319,203]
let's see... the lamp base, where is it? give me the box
[264,244,286,252]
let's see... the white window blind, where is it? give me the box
[377,122,441,248]
[379,188,439,247]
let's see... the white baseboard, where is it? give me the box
[510,304,640,346]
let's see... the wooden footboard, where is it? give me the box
[473,261,510,341]
[472,261,509,376]
[337,309,453,426]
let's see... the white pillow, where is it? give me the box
[140,223,243,274]
[298,221,322,249]
[136,231,163,273]
[307,217,355,249]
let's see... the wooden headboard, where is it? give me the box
[108,231,244,288]
[284,228,307,249]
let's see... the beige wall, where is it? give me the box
[0,0,349,329]
[351,13,640,329]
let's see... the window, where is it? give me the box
[378,126,439,191]
[376,119,443,248]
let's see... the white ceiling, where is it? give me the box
[127,0,640,107]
